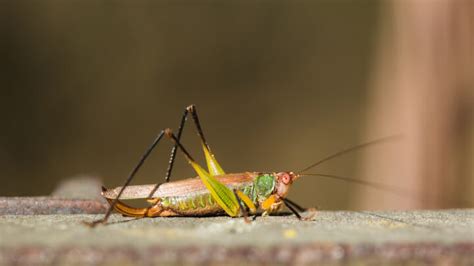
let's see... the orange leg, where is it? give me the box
[104,198,179,217]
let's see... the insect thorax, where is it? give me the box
[253,174,276,202]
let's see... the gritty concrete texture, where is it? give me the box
[0,209,473,265]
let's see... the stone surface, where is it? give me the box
[0,209,472,265]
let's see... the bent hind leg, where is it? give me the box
[103,195,179,217]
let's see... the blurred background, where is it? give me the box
[0,1,472,210]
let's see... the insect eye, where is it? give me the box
[281,173,291,184]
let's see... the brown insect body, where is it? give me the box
[103,172,269,217]
[104,172,258,200]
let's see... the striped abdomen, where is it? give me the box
[158,181,255,216]
[103,172,260,216]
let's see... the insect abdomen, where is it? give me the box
[160,184,255,215]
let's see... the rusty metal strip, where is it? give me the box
[0,197,107,215]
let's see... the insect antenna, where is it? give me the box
[304,173,474,207]
[297,134,401,174]
[300,173,418,200]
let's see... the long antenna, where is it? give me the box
[297,135,401,174]
[300,173,415,200]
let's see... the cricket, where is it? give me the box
[86,105,398,227]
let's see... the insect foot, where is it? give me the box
[82,219,106,228]
[301,208,318,221]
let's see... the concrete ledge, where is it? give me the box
[0,210,473,265]
[0,179,472,265]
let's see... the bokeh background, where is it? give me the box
[0,1,472,210]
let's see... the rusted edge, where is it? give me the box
[0,197,107,215]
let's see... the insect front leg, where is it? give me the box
[282,198,317,221]
[260,195,283,218]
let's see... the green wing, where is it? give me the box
[201,143,225,176]
[190,161,239,217]
[172,131,236,216]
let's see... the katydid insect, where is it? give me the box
[86,105,398,227]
